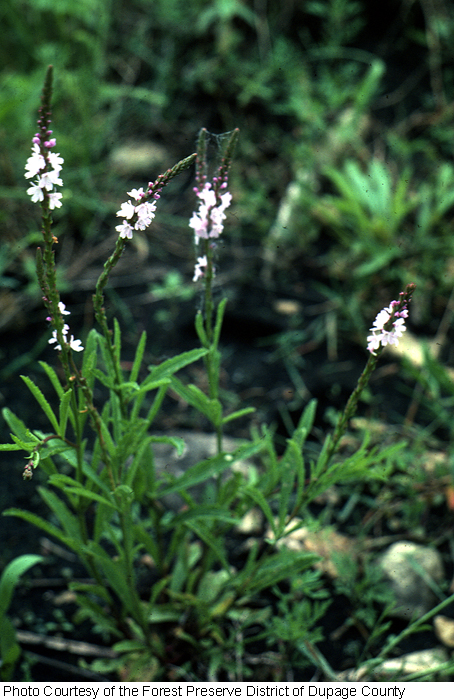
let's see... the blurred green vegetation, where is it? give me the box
[0,2,452,329]
[2,0,454,341]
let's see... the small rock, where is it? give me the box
[151,431,255,510]
[339,647,448,680]
[377,541,444,619]
[373,647,449,679]
[434,615,454,648]
[266,520,356,578]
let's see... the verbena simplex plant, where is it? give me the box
[1,66,421,679]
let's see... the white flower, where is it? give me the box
[134,201,157,230]
[189,182,232,243]
[38,170,63,190]
[127,188,145,200]
[26,182,45,203]
[25,140,64,207]
[68,336,84,352]
[58,302,70,315]
[48,152,64,170]
[48,323,83,352]
[115,195,157,238]
[367,303,408,355]
[115,221,134,239]
[116,201,136,220]
[193,255,208,281]
[25,145,46,179]
[48,191,63,209]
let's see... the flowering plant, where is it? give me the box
[0,67,429,681]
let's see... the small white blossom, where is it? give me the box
[193,255,208,281]
[127,188,145,200]
[48,152,64,170]
[115,221,134,239]
[367,302,408,355]
[58,302,70,315]
[48,191,63,209]
[48,322,84,352]
[189,182,232,243]
[26,182,45,203]
[25,144,46,179]
[67,336,84,352]
[115,195,157,239]
[116,201,136,220]
[25,138,64,207]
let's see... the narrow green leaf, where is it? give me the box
[10,435,38,451]
[82,542,138,617]
[0,616,21,681]
[157,452,233,496]
[171,506,238,526]
[170,376,218,419]
[2,408,30,443]
[48,475,115,510]
[144,384,168,426]
[0,554,43,618]
[222,406,255,424]
[82,462,113,495]
[195,311,208,347]
[38,361,64,399]
[58,389,73,435]
[145,348,208,385]
[241,551,319,595]
[213,297,228,348]
[81,329,99,391]
[277,439,302,531]
[130,330,147,383]
[186,523,229,571]
[98,414,116,455]
[0,443,22,452]
[20,375,60,433]
[150,435,186,455]
[241,485,276,535]
[113,317,122,367]
[3,508,81,553]
[38,487,82,541]
[91,368,114,390]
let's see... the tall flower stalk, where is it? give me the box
[327,283,416,462]
[190,128,239,453]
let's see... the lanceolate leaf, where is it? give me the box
[0,554,43,618]
[20,375,60,434]
[58,389,73,435]
[145,348,208,386]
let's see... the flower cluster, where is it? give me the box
[367,301,409,355]
[193,255,208,282]
[115,188,158,239]
[25,135,63,210]
[189,182,232,244]
[48,302,84,352]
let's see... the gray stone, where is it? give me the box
[151,431,255,510]
[377,541,444,619]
